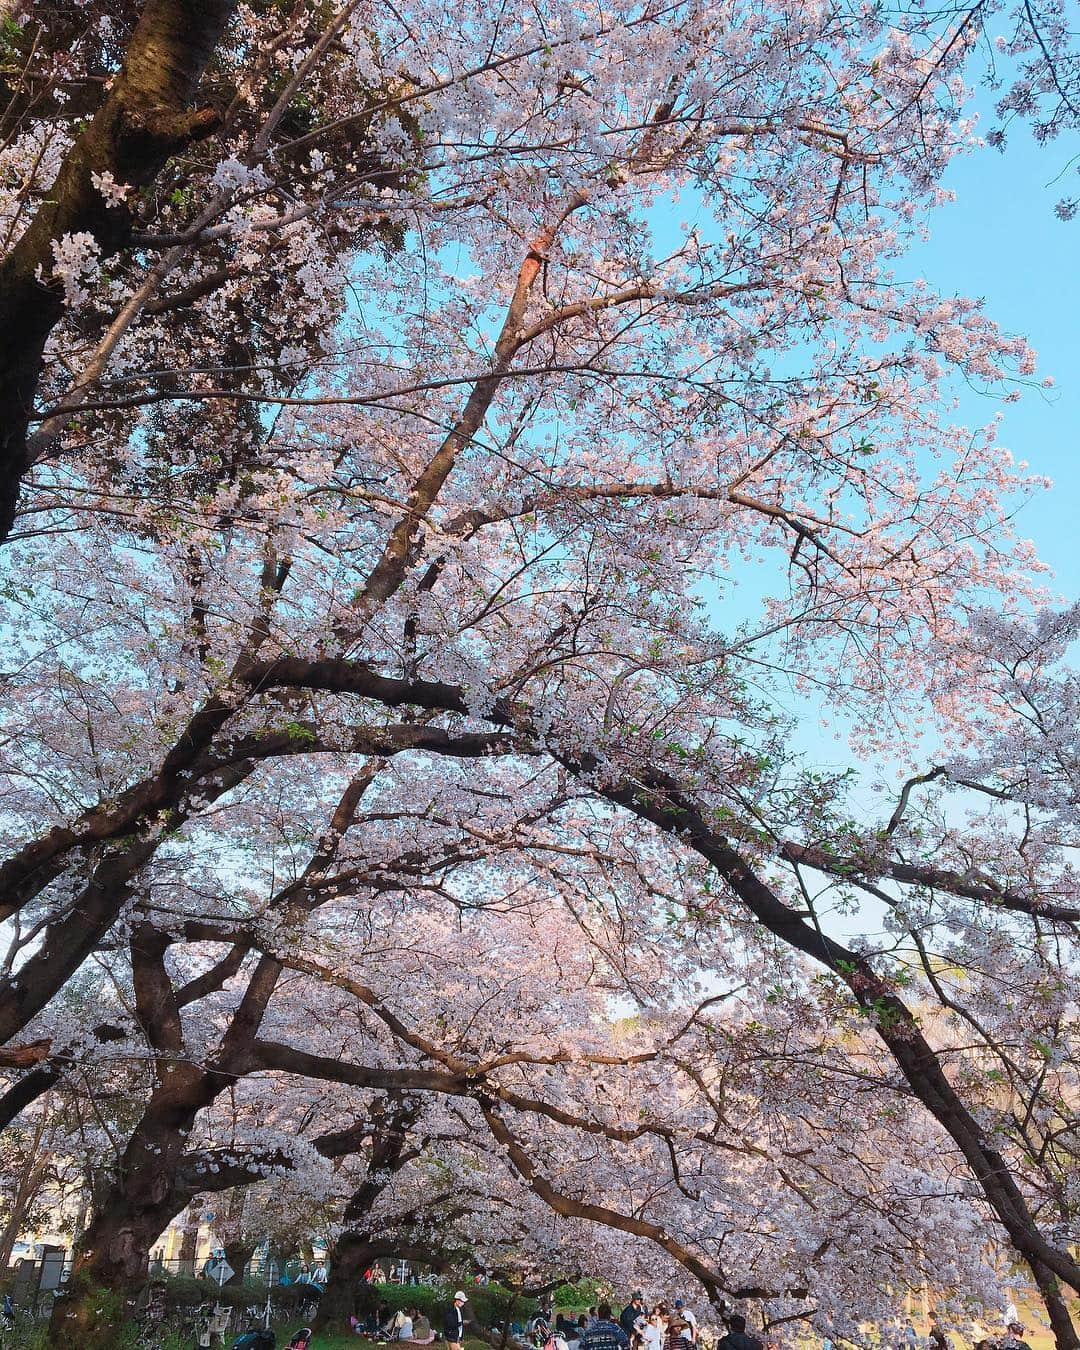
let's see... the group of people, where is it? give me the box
[820,1314,1037,1350]
[284,1262,326,1317]
[350,1287,471,1347]
[368,1305,438,1343]
[532,1296,762,1350]
[972,1321,1036,1350]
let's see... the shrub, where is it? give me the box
[351,1281,538,1330]
[352,1281,444,1321]
[151,1270,295,1312]
[461,1282,537,1329]
[549,1278,616,1314]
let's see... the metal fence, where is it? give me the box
[2,1249,440,1326]
[2,1260,294,1339]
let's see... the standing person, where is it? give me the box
[445,1290,468,1350]
[1002,1323,1033,1350]
[664,1317,688,1350]
[673,1302,697,1346]
[716,1314,764,1350]
[579,1303,631,1350]
[621,1295,645,1344]
[641,1306,667,1350]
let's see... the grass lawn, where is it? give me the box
[907,1295,1077,1350]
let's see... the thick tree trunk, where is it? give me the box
[0,0,234,541]
[47,1200,167,1349]
[220,1187,255,1284]
[47,934,294,1347]
[46,1065,211,1348]
[317,1233,375,1331]
[222,1240,257,1286]
[177,1211,201,1276]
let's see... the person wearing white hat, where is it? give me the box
[445,1291,468,1350]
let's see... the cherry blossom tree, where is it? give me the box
[0,0,1053,547]
[1,1,1078,1347]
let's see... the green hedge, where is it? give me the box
[152,1272,546,1328]
[550,1278,614,1313]
[352,1281,442,1320]
[148,1271,306,1311]
[464,1282,538,1328]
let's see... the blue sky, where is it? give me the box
[703,118,1080,810]
[911,127,1079,594]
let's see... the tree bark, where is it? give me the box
[0,0,234,541]
[316,1097,421,1331]
[222,1239,257,1286]
[46,1072,211,1348]
[48,1194,181,1348]
[318,1234,376,1330]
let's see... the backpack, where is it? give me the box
[232,1332,275,1350]
[287,1331,314,1350]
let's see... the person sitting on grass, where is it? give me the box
[403,1310,436,1344]
[378,1306,410,1339]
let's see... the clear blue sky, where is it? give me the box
[911,127,1079,594]
[698,117,1079,799]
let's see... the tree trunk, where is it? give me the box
[46,1081,205,1349]
[0,0,234,542]
[46,1198,165,1350]
[48,934,290,1347]
[178,1209,201,1276]
[223,1240,257,1286]
[316,1233,375,1331]
[220,1186,254,1284]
